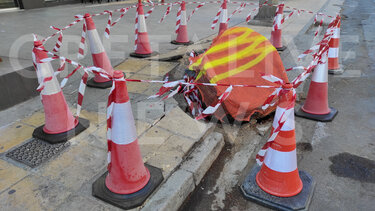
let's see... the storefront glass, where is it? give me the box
[0,0,16,8]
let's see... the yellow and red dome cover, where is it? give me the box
[189,27,289,121]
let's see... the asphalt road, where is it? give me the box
[180,0,375,210]
[0,0,249,74]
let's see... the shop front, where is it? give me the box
[0,0,80,10]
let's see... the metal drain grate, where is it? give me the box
[6,138,70,168]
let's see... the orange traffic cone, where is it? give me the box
[219,0,228,34]
[92,71,163,209]
[256,85,302,197]
[296,42,338,122]
[241,84,315,210]
[130,0,157,58]
[84,13,114,89]
[32,40,89,144]
[270,4,286,51]
[328,16,342,74]
[171,1,193,45]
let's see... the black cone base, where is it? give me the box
[129,51,159,58]
[276,46,287,51]
[171,40,194,45]
[92,164,163,210]
[32,118,90,144]
[328,68,344,75]
[240,165,316,211]
[87,78,113,89]
[295,106,338,122]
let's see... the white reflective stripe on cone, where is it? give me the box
[328,47,339,58]
[332,28,340,38]
[87,29,105,54]
[37,63,61,95]
[111,101,138,145]
[264,148,297,173]
[107,128,112,141]
[272,107,295,131]
[276,14,282,28]
[220,9,227,23]
[312,51,328,83]
[181,10,187,26]
[138,14,147,33]
[107,151,111,163]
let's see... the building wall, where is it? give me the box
[20,0,81,9]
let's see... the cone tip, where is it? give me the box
[113,70,124,79]
[84,13,91,18]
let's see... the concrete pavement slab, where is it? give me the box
[157,107,214,140]
[0,159,28,194]
[0,122,34,154]
[116,58,151,75]
[146,134,198,178]
[37,141,107,192]
[0,175,72,210]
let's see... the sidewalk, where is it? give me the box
[0,0,343,210]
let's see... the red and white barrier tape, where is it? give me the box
[111,8,130,28]
[104,10,113,39]
[195,85,233,120]
[134,11,139,51]
[77,71,88,117]
[281,9,299,25]
[50,26,63,52]
[187,3,205,22]
[145,0,155,19]
[313,13,324,38]
[211,6,222,29]
[227,2,246,22]
[159,4,173,23]
[175,3,182,33]
[77,15,86,59]
[42,17,83,43]
[256,88,296,165]
[298,16,337,60]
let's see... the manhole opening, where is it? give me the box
[6,138,70,168]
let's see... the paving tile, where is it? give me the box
[38,141,107,191]
[132,100,165,124]
[115,58,151,75]
[138,126,174,158]
[79,110,106,126]
[0,122,34,154]
[156,107,213,140]
[126,74,164,94]
[137,61,179,77]
[0,175,71,210]
[20,111,44,128]
[0,159,28,193]
[146,135,197,178]
[56,194,121,211]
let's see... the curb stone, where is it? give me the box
[141,132,225,211]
